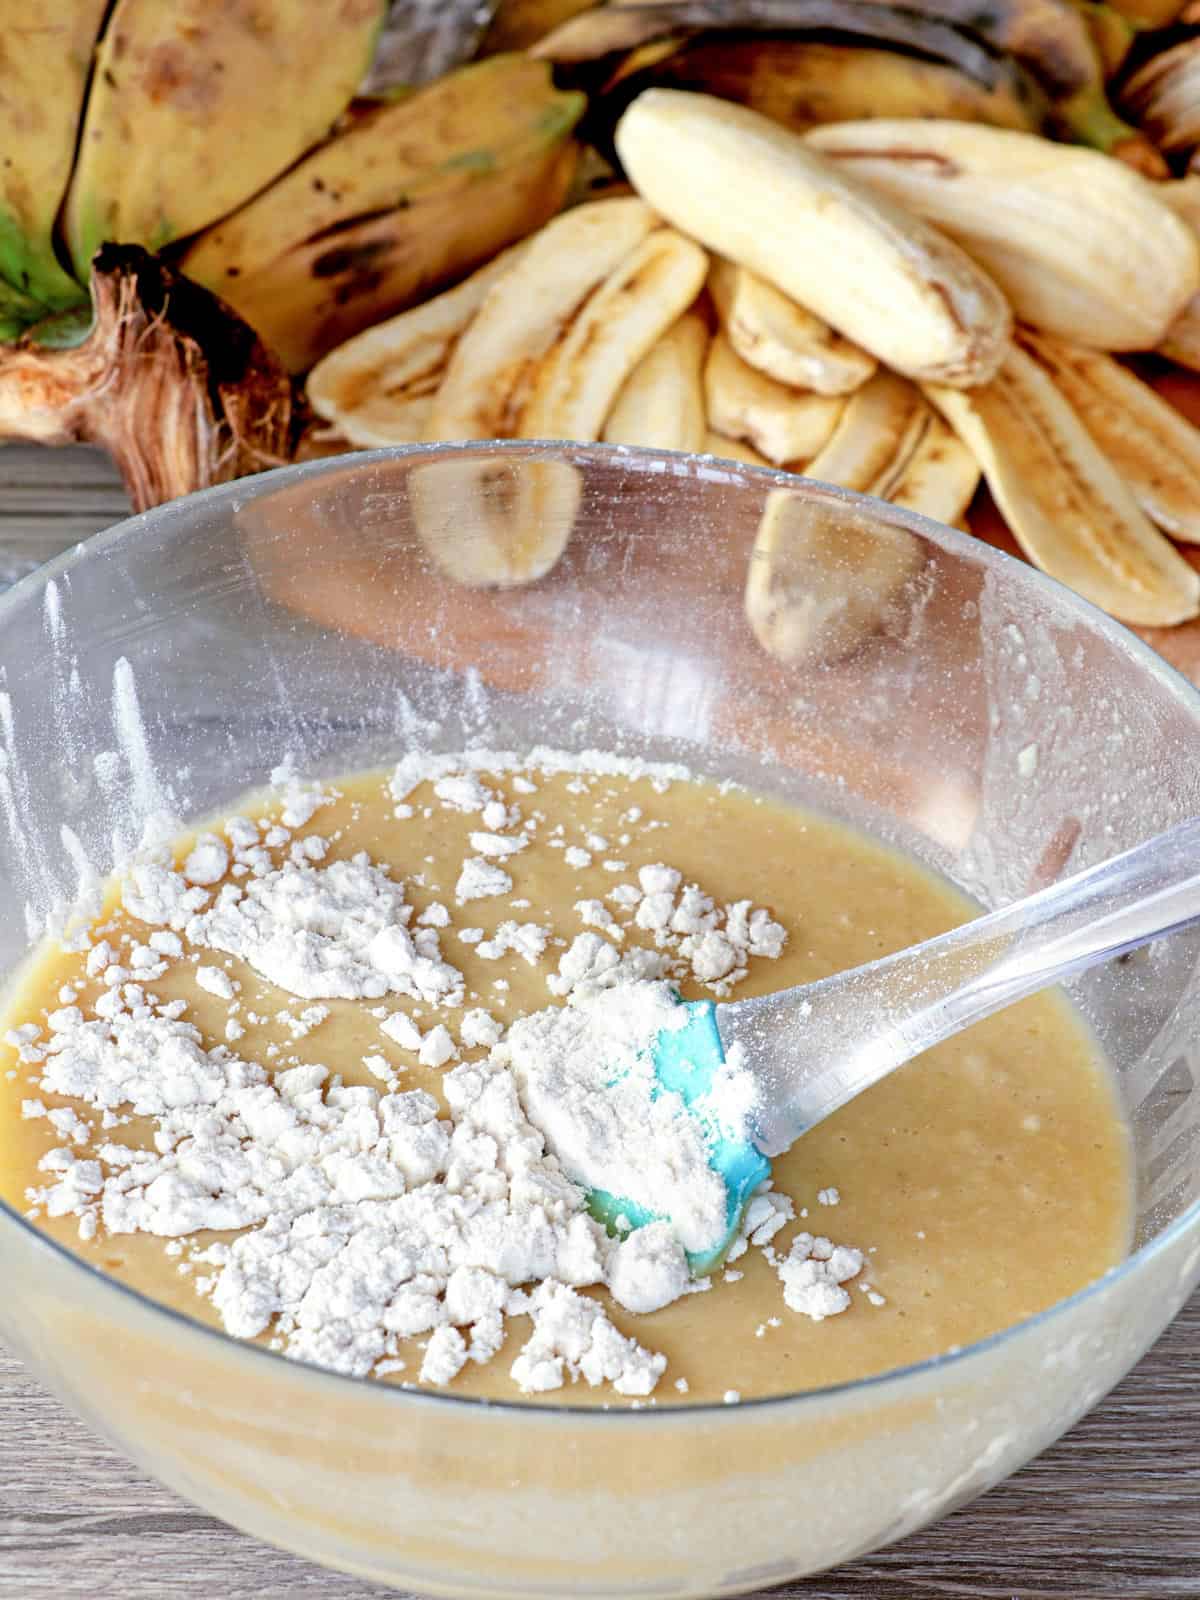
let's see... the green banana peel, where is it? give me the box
[22,305,97,351]
[0,0,110,308]
[0,213,90,316]
[0,274,52,342]
[1055,84,1159,167]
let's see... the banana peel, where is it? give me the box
[180,56,585,372]
[481,0,596,52]
[63,0,388,283]
[0,0,106,320]
[0,246,295,511]
[518,227,708,441]
[533,0,1155,166]
[926,345,1200,627]
[1020,330,1200,543]
[1079,2,1135,79]
[1104,0,1188,23]
[428,197,659,441]
[0,282,46,344]
[600,37,1048,136]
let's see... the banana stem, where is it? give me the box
[0,246,298,510]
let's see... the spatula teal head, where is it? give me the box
[585,996,771,1276]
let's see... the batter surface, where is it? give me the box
[0,757,1131,1404]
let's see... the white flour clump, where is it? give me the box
[178,855,465,1005]
[775,1234,865,1319]
[504,980,756,1261]
[11,749,871,1401]
[25,972,665,1395]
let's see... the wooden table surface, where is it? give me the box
[1,442,1198,1599]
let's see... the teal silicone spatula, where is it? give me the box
[600,816,1200,1273]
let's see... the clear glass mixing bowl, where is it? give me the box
[1,443,1199,1598]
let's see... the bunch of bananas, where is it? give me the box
[4,0,1200,635]
[0,2,583,493]
[312,93,1200,629]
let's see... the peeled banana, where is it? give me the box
[925,347,1200,627]
[1159,176,1200,238]
[744,484,926,666]
[63,0,387,283]
[704,333,846,466]
[1120,38,1200,161]
[408,455,582,589]
[875,412,981,527]
[306,246,526,448]
[800,371,930,495]
[806,120,1200,351]
[704,431,772,469]
[1161,295,1200,373]
[1019,331,1200,544]
[707,259,876,396]
[0,1,105,320]
[616,92,1012,388]
[428,197,659,441]
[181,56,584,372]
[518,228,708,441]
[603,312,709,452]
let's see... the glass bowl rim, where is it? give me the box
[3,438,1198,1422]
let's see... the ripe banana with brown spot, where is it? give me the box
[603,311,709,452]
[707,258,876,396]
[517,227,708,441]
[427,197,659,442]
[925,346,1200,626]
[805,120,1199,351]
[615,91,1012,387]
[1019,331,1200,545]
[704,332,846,466]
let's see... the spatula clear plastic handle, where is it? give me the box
[715,817,1200,1157]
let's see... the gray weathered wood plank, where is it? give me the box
[0,445,129,572]
[0,444,1197,1598]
